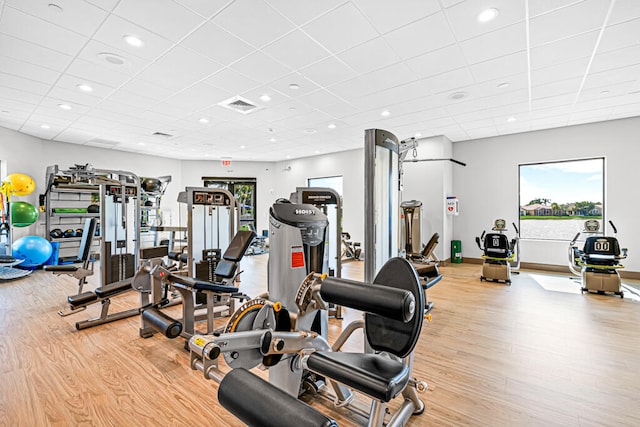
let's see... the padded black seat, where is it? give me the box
[94,278,132,298]
[483,233,512,259]
[45,265,79,272]
[583,236,620,265]
[68,291,98,306]
[307,351,409,402]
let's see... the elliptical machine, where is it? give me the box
[475,219,520,285]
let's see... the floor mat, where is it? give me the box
[528,272,640,301]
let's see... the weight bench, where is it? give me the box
[44,218,97,294]
[219,368,338,427]
[407,233,441,316]
[141,230,256,340]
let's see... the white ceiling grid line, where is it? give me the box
[0,0,639,161]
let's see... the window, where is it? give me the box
[202,177,257,232]
[307,175,343,196]
[519,158,604,240]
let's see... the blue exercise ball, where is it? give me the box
[12,236,53,268]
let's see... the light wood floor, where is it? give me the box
[1,257,639,426]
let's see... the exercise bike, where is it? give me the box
[475,219,520,285]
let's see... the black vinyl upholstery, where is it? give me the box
[583,236,620,264]
[483,233,512,259]
[223,230,256,261]
[219,368,338,427]
[94,278,133,298]
[307,352,409,402]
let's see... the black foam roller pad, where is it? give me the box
[218,368,338,427]
[142,308,182,338]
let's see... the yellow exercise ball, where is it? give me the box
[3,173,36,196]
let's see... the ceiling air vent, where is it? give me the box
[218,96,261,115]
[152,131,174,138]
[85,138,120,148]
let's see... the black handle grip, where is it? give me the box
[609,221,617,234]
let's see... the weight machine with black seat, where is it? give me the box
[475,219,520,285]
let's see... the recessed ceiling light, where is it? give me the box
[240,145,246,149]
[77,83,93,92]
[58,103,72,110]
[477,8,499,23]
[507,116,517,123]
[600,90,610,95]
[97,52,125,65]
[288,107,296,111]
[304,128,317,134]
[260,94,271,102]
[328,123,336,129]
[199,117,209,123]
[449,91,467,101]
[269,137,276,142]
[381,110,390,117]
[204,153,210,157]
[138,142,145,146]
[497,82,510,89]
[40,124,50,129]
[415,132,422,138]
[123,35,144,47]
[286,155,291,159]
[314,150,320,154]
[289,83,300,90]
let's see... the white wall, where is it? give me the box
[452,117,640,272]
[0,126,183,239]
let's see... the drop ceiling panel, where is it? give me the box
[405,45,467,79]
[229,51,291,84]
[66,58,133,88]
[136,46,223,91]
[6,0,108,37]
[531,57,589,86]
[529,0,610,46]
[77,40,151,77]
[241,85,288,107]
[268,73,321,97]
[182,22,254,66]
[212,0,294,48]
[0,87,43,105]
[93,14,175,61]
[302,2,378,54]
[330,62,417,100]
[608,0,640,25]
[265,0,346,26]
[166,82,233,111]
[121,78,174,101]
[301,56,358,87]
[175,0,230,18]
[205,68,261,95]
[85,0,120,12]
[0,34,73,72]
[0,55,61,85]
[336,37,401,75]
[56,129,97,144]
[420,67,475,95]
[584,65,640,90]
[317,101,359,119]
[469,51,528,82]
[352,81,432,110]
[383,12,455,60]
[530,31,598,70]
[114,0,204,43]
[296,90,343,110]
[528,1,584,18]
[46,86,104,108]
[263,30,330,70]
[352,0,442,35]
[589,45,640,74]
[459,23,526,64]
[531,77,581,99]
[0,7,86,56]
[445,0,526,41]
[0,72,51,96]
[599,18,640,53]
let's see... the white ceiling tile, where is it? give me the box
[0,87,44,104]
[599,19,640,52]
[302,2,378,54]
[66,58,133,88]
[589,45,640,74]
[420,67,475,95]
[353,0,442,34]
[6,0,108,37]
[93,14,174,62]
[530,31,598,70]
[337,37,401,75]
[77,40,151,77]
[263,30,330,70]
[405,45,467,79]
[55,129,97,144]
[329,62,416,100]
[608,0,640,25]
[136,46,223,91]
[267,73,321,97]
[0,55,61,84]
[529,0,610,47]
[528,0,584,18]
[264,0,346,26]
[229,51,292,84]
[46,86,103,108]
[39,97,92,114]
[445,0,525,41]
[241,85,289,106]
[530,94,575,110]
[351,81,432,110]
[459,23,526,64]
[85,0,120,12]
[531,77,582,99]
[0,72,51,95]
[114,0,204,43]
[584,64,640,90]
[383,12,455,60]
[205,68,261,94]
[175,0,230,18]
[121,78,175,102]
[470,51,527,82]
[579,81,636,103]
[182,22,254,66]
[301,56,357,87]
[166,82,234,111]
[212,0,295,48]
[318,101,360,119]
[0,34,72,72]
[297,90,344,110]
[531,57,589,86]
[0,7,86,56]
[531,105,575,120]
[107,90,161,110]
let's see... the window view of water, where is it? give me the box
[520,219,603,241]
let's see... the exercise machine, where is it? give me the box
[188,256,427,427]
[568,219,602,277]
[576,221,627,297]
[475,219,520,284]
[341,231,362,261]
